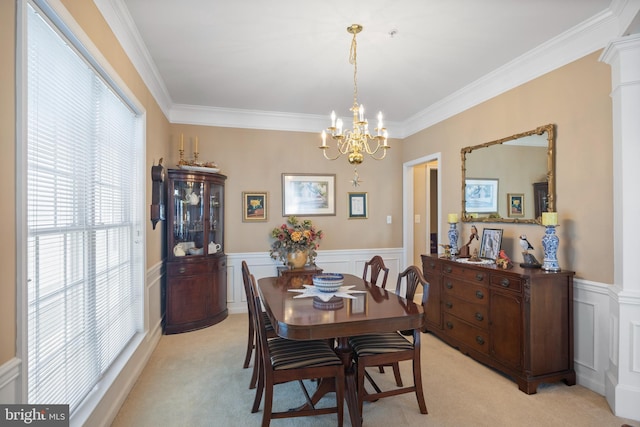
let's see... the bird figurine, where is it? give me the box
[519,235,542,268]
[496,249,513,269]
[519,235,534,252]
[439,244,452,259]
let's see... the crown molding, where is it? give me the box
[169,104,403,137]
[97,0,638,137]
[94,0,173,118]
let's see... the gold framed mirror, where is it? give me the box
[461,124,555,224]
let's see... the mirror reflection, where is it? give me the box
[461,124,555,224]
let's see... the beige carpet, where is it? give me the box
[111,314,637,427]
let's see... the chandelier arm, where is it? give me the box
[320,148,343,161]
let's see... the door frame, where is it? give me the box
[403,153,441,269]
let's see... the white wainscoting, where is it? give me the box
[573,278,611,395]
[225,248,404,314]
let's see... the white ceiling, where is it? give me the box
[97,0,639,137]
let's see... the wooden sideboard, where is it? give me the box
[421,254,575,394]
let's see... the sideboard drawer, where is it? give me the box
[442,263,487,283]
[490,273,523,293]
[443,295,488,329]
[443,313,489,355]
[443,279,488,305]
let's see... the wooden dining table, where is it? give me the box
[257,273,424,427]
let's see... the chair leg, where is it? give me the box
[412,348,428,414]
[357,361,367,418]
[252,360,264,413]
[261,374,274,427]
[392,362,403,387]
[336,372,345,427]
[249,342,260,389]
[243,312,255,369]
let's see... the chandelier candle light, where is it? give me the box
[320,24,389,174]
[541,212,561,271]
[448,213,459,257]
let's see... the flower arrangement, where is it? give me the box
[269,216,323,265]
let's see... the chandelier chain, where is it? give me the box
[350,31,358,107]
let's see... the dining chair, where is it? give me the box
[241,261,276,389]
[349,265,430,417]
[249,274,345,427]
[361,255,399,384]
[362,255,390,289]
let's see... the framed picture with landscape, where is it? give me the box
[465,178,498,213]
[282,173,336,216]
[507,193,524,218]
[242,191,268,222]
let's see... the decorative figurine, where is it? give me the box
[439,244,452,259]
[458,225,479,258]
[469,248,481,262]
[496,249,513,269]
[519,234,541,268]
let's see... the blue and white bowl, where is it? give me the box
[312,273,344,293]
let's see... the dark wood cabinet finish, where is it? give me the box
[165,169,228,334]
[421,254,575,394]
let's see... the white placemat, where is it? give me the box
[288,285,367,302]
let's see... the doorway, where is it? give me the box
[403,154,441,267]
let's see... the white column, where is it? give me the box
[600,33,640,421]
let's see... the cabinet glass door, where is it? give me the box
[208,183,224,254]
[172,180,205,256]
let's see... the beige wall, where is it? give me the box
[1,0,17,364]
[166,126,404,253]
[403,51,613,282]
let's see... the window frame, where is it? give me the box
[16,0,147,420]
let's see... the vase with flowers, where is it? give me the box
[269,216,323,268]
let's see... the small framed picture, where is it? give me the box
[480,228,503,260]
[348,192,368,219]
[507,193,525,218]
[242,191,268,222]
[282,173,336,216]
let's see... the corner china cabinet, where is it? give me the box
[165,169,227,334]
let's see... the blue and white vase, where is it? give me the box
[542,226,561,271]
[448,222,459,257]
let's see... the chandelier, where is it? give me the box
[320,24,389,166]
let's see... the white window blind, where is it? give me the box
[26,2,143,412]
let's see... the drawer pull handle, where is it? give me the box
[476,336,485,345]
[475,273,484,281]
[446,321,453,329]
[429,262,435,269]
[178,267,186,274]
[445,282,453,290]
[475,290,484,299]
[500,278,510,287]
[444,266,452,273]
[445,301,453,309]
[475,312,484,321]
